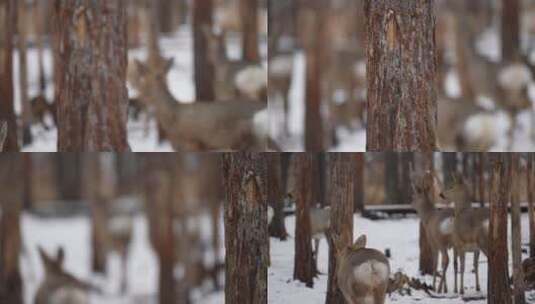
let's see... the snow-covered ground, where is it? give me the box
[19,210,224,304]
[269,212,535,304]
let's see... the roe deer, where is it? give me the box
[202,27,267,102]
[269,51,294,135]
[411,171,455,293]
[0,121,7,151]
[31,95,57,130]
[106,214,133,294]
[35,246,99,304]
[439,174,489,294]
[128,58,267,151]
[329,234,390,304]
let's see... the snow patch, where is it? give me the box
[439,217,454,235]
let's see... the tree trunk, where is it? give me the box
[192,0,215,101]
[529,154,535,258]
[0,155,23,304]
[325,153,355,304]
[384,152,399,204]
[240,0,259,62]
[365,0,437,151]
[222,153,268,303]
[511,154,525,304]
[17,2,33,145]
[488,154,512,304]
[293,153,315,287]
[416,153,434,275]
[55,0,130,151]
[303,2,325,151]
[85,155,108,274]
[501,0,520,62]
[268,153,288,240]
[399,153,414,205]
[0,0,19,151]
[354,153,365,212]
[478,153,486,206]
[144,156,176,304]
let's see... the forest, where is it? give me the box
[269,0,535,152]
[0,0,267,152]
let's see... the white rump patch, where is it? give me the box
[268,206,274,224]
[359,296,374,304]
[269,55,294,76]
[253,108,268,139]
[235,66,267,100]
[483,219,489,231]
[50,287,88,304]
[353,260,389,286]
[439,217,454,235]
[108,216,133,235]
[498,63,532,91]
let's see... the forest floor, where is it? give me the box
[269,212,535,304]
[19,202,224,304]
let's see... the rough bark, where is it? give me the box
[478,153,486,206]
[293,153,316,287]
[240,0,259,62]
[0,0,19,151]
[400,152,414,204]
[365,0,437,151]
[325,153,355,304]
[54,0,130,151]
[488,154,512,304]
[222,153,268,303]
[354,153,365,212]
[0,155,23,304]
[268,153,288,240]
[501,0,520,62]
[192,0,215,101]
[511,154,525,304]
[384,152,399,204]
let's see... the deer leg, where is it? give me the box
[432,250,438,291]
[313,238,320,270]
[441,249,449,293]
[283,92,290,135]
[474,250,480,292]
[454,248,458,294]
[460,251,465,295]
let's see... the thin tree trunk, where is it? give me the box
[293,153,315,286]
[55,0,130,151]
[325,153,355,304]
[488,154,512,304]
[384,152,399,204]
[529,154,535,258]
[501,0,520,62]
[511,154,525,304]
[0,155,23,304]
[268,153,288,240]
[17,2,33,145]
[442,152,458,188]
[222,153,268,303]
[0,0,19,151]
[192,0,215,101]
[365,0,437,151]
[417,153,435,275]
[478,153,486,206]
[240,0,259,62]
[303,2,325,151]
[400,153,413,205]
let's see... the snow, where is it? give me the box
[269,212,535,304]
[20,209,224,304]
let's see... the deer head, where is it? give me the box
[128,58,175,102]
[439,173,468,203]
[330,233,367,260]
[201,25,228,66]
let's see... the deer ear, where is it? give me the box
[38,245,54,271]
[56,247,65,265]
[352,235,367,249]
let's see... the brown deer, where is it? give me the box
[439,174,489,295]
[202,26,267,102]
[0,121,7,151]
[31,95,57,130]
[268,51,294,135]
[410,170,455,293]
[329,234,390,304]
[35,246,100,304]
[106,214,133,294]
[128,58,267,151]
